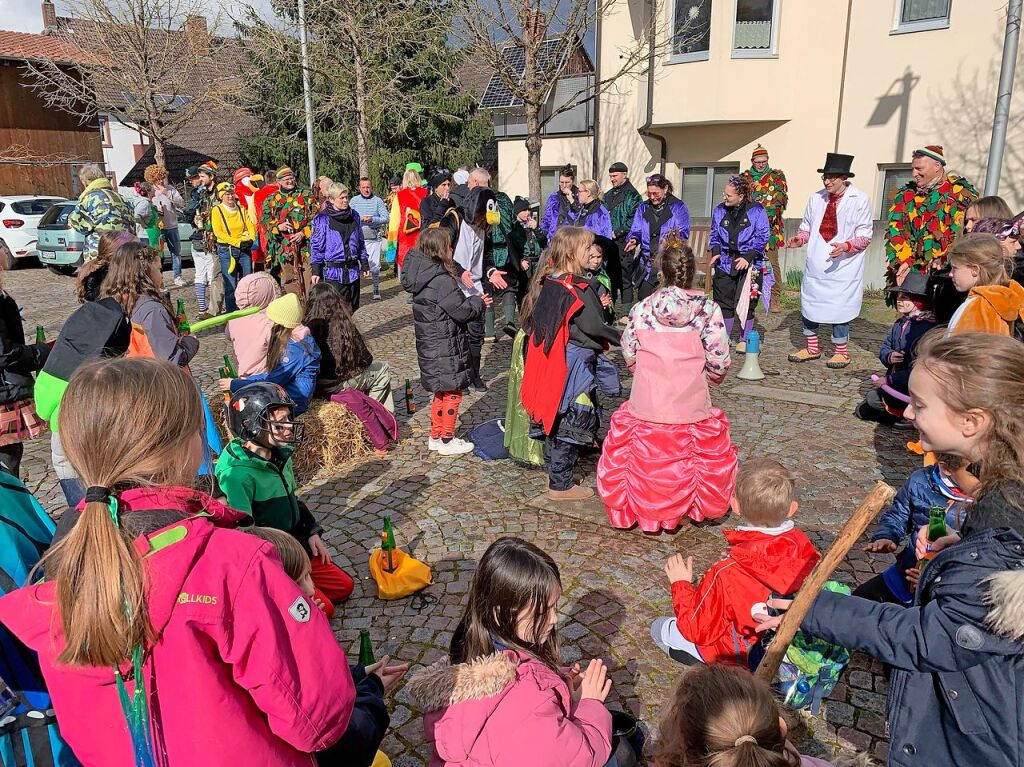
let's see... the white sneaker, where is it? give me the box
[436,437,474,456]
[173,276,189,288]
[428,437,443,451]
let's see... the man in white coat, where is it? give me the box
[785,153,873,369]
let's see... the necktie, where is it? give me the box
[818,193,841,242]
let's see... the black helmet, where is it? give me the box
[227,382,303,446]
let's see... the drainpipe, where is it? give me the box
[637,0,667,175]
[592,0,602,178]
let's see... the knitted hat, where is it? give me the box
[233,167,253,184]
[608,161,628,173]
[266,293,302,329]
[513,196,531,215]
[429,169,451,188]
[215,181,232,199]
[198,161,218,177]
[235,272,280,311]
[276,166,296,180]
[453,168,470,185]
[914,145,946,166]
[751,144,769,161]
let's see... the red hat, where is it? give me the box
[914,145,946,166]
[751,144,769,160]
[233,167,253,184]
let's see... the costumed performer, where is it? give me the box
[387,168,429,272]
[624,174,690,305]
[741,144,788,312]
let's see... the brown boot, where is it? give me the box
[548,484,595,501]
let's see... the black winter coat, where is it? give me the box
[0,291,47,405]
[801,484,1024,767]
[401,249,484,393]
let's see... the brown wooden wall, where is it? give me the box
[0,61,102,197]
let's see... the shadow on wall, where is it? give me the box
[867,66,920,164]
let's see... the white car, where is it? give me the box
[0,195,68,262]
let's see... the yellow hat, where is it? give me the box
[266,293,302,329]
[215,181,232,199]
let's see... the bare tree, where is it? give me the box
[0,143,90,167]
[455,0,698,200]
[26,0,247,167]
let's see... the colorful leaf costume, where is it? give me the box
[259,186,317,269]
[741,166,788,250]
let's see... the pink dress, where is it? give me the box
[596,286,738,530]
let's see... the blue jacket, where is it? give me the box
[540,188,580,239]
[579,202,613,239]
[310,211,369,284]
[230,334,321,415]
[709,201,769,274]
[626,196,690,280]
[803,485,1024,767]
[879,314,936,395]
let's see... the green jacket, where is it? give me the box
[214,440,322,546]
[604,181,642,240]
[490,192,515,269]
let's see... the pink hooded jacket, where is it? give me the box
[407,649,612,767]
[0,487,355,766]
[227,272,279,376]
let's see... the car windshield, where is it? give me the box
[12,198,64,216]
[38,203,75,227]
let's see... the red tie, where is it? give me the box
[819,193,840,242]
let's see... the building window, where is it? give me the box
[99,114,112,148]
[671,0,711,63]
[681,165,740,218]
[879,165,914,218]
[893,0,950,34]
[732,0,778,57]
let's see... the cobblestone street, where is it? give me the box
[12,261,915,765]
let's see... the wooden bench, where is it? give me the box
[689,226,712,293]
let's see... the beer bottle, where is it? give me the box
[358,629,375,666]
[918,505,949,570]
[175,299,190,334]
[34,325,45,344]
[381,515,397,573]
[404,378,416,414]
[223,354,238,378]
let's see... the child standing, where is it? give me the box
[216,382,354,618]
[856,454,976,606]
[597,234,737,530]
[520,227,621,501]
[758,332,1024,767]
[650,458,819,667]
[946,233,1024,336]
[401,228,490,456]
[407,536,614,767]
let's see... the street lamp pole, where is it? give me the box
[985,0,1021,196]
[297,0,317,182]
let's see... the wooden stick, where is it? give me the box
[754,481,896,683]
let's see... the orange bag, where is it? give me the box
[368,547,432,600]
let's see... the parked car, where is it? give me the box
[0,195,68,265]
[37,200,193,276]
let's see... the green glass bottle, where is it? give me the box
[919,505,948,570]
[358,629,375,666]
[381,516,397,573]
[175,299,190,334]
[223,354,237,378]
[34,325,45,344]
[404,379,416,414]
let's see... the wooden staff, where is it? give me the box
[754,481,896,683]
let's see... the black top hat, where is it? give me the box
[816,153,855,178]
[884,270,929,298]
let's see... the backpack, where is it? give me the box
[467,418,509,461]
[749,581,852,714]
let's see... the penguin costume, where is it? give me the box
[453,187,501,390]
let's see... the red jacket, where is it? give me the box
[671,525,819,666]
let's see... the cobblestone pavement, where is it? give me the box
[12,261,915,765]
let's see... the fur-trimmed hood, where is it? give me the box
[985,570,1024,641]
[407,652,517,713]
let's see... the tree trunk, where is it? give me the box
[525,103,542,203]
[153,134,166,168]
[352,46,370,179]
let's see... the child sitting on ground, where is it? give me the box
[655,663,867,766]
[651,458,819,667]
[855,270,935,426]
[216,381,354,618]
[856,454,977,605]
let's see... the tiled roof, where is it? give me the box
[0,29,97,65]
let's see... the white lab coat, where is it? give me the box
[797,184,873,324]
[453,222,484,297]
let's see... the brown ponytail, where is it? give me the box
[40,358,203,666]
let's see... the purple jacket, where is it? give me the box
[310,211,369,284]
[579,202,613,239]
[709,201,769,273]
[626,196,691,281]
[541,189,581,239]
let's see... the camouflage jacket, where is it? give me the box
[185,183,217,251]
[68,178,135,260]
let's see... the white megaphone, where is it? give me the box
[736,330,765,381]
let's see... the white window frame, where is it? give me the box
[681,163,741,217]
[876,163,914,219]
[731,0,781,59]
[668,0,712,64]
[890,0,950,35]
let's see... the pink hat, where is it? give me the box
[233,167,253,184]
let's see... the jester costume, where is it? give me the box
[741,147,787,310]
[259,181,317,274]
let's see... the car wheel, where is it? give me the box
[0,241,14,271]
[46,265,76,277]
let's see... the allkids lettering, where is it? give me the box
[177,592,218,605]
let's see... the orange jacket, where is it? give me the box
[950,281,1024,337]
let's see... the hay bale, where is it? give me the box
[291,400,373,482]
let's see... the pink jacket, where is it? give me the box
[226,272,280,376]
[407,649,612,767]
[620,286,730,424]
[0,487,355,766]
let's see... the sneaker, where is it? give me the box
[788,348,822,363]
[472,377,487,392]
[428,437,443,451]
[173,276,189,288]
[736,341,747,354]
[196,311,213,321]
[650,617,704,666]
[826,353,852,369]
[436,437,474,456]
[373,292,382,301]
[891,417,916,430]
[548,483,594,501]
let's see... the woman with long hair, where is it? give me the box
[624,174,690,303]
[304,280,395,411]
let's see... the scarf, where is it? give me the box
[818,187,847,242]
[748,165,771,182]
[324,203,357,252]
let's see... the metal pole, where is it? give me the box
[985,0,1021,196]
[297,0,317,182]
